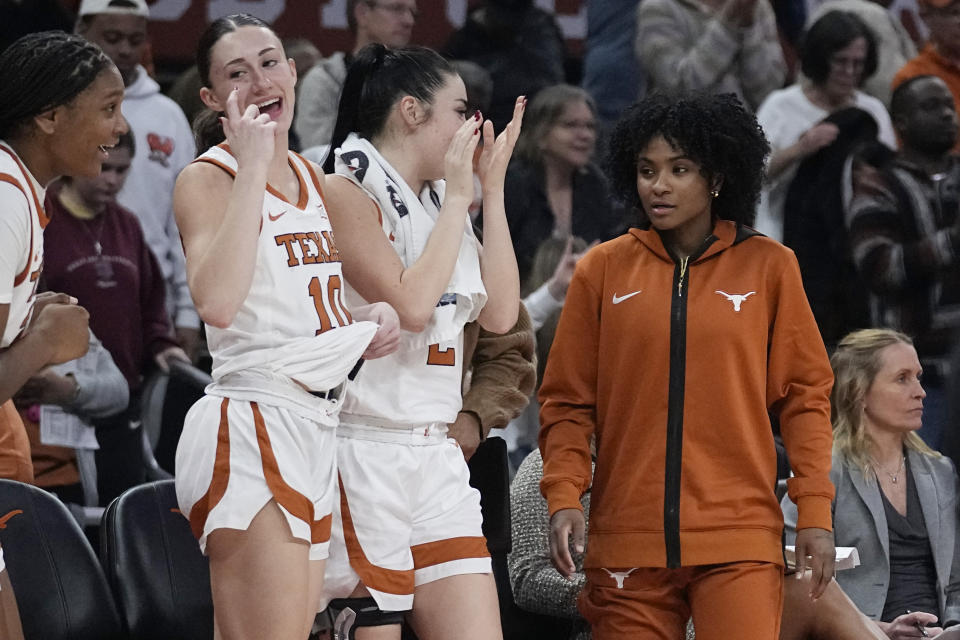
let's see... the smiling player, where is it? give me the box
[172,15,400,640]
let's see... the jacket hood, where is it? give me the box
[628,219,749,264]
[312,52,349,84]
[125,65,160,100]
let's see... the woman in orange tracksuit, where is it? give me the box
[539,92,838,640]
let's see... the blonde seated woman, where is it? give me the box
[784,329,960,639]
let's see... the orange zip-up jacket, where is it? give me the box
[539,220,835,569]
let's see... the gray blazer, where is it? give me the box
[782,449,960,626]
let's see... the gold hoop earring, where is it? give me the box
[710,189,720,198]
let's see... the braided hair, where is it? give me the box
[0,31,112,139]
[606,92,770,227]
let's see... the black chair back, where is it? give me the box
[0,479,123,639]
[101,480,214,640]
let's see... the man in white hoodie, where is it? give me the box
[76,0,199,358]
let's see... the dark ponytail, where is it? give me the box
[193,13,273,153]
[0,31,111,139]
[323,45,456,173]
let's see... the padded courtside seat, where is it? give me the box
[101,480,213,640]
[0,478,123,639]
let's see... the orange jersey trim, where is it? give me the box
[188,398,232,540]
[193,156,237,178]
[293,151,326,201]
[338,472,415,596]
[250,402,330,543]
[411,536,490,570]
[0,147,48,228]
[0,174,33,287]
[217,143,309,210]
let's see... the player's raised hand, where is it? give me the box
[477,96,526,194]
[443,110,483,206]
[221,87,276,170]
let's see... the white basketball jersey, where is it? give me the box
[339,201,467,428]
[195,146,362,386]
[0,141,46,348]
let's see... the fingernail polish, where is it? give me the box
[474,110,481,121]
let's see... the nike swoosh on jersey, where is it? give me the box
[612,290,642,304]
[268,210,286,222]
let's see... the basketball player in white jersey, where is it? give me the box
[0,31,127,639]
[0,30,124,479]
[172,15,399,640]
[319,45,524,639]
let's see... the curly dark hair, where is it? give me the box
[606,92,770,227]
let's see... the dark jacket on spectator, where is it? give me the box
[503,159,629,285]
[782,107,881,349]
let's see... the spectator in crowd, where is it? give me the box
[0,31,126,483]
[540,92,836,639]
[295,0,417,151]
[444,0,565,133]
[893,0,960,152]
[756,10,895,241]
[582,0,643,140]
[513,447,889,639]
[504,84,629,286]
[42,131,188,505]
[76,0,201,361]
[780,104,882,350]
[784,329,960,637]
[808,0,917,106]
[15,333,127,507]
[847,74,959,450]
[635,0,785,111]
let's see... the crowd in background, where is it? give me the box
[0,0,959,637]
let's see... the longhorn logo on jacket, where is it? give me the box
[715,290,756,311]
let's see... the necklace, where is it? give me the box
[872,455,905,484]
[78,214,107,257]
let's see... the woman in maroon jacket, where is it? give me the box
[42,130,188,505]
